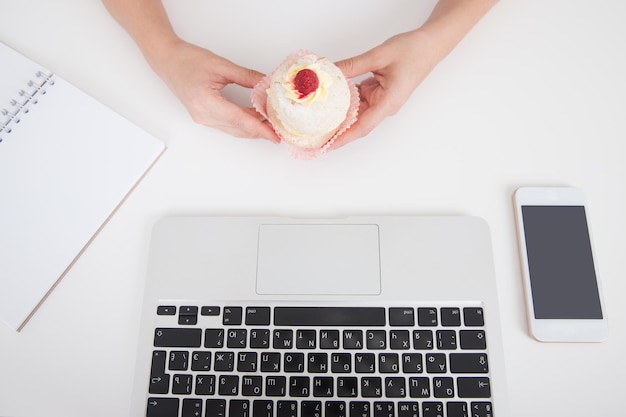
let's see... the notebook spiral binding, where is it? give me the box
[0,70,55,143]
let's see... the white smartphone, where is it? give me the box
[513,187,608,342]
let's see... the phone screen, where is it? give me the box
[521,205,603,319]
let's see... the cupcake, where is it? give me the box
[252,50,359,158]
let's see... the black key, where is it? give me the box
[191,351,211,371]
[366,330,387,350]
[148,374,169,395]
[229,400,250,417]
[463,308,484,326]
[308,353,328,373]
[242,375,263,396]
[436,330,457,350]
[223,307,243,325]
[470,402,494,417]
[361,377,383,398]
[205,329,225,348]
[422,402,444,417]
[201,306,220,316]
[460,330,487,350]
[237,351,258,372]
[326,401,347,417]
[397,402,419,417]
[254,400,274,417]
[195,374,215,395]
[337,377,358,397]
[297,330,317,349]
[401,353,423,374]
[227,329,247,349]
[218,375,239,396]
[457,377,491,398]
[313,376,333,397]
[179,306,198,325]
[168,351,189,371]
[154,328,202,348]
[246,307,271,325]
[379,353,399,373]
[266,376,287,396]
[384,377,406,398]
[261,352,281,372]
[205,399,226,417]
[182,398,202,417]
[450,353,489,373]
[274,307,385,326]
[350,401,371,417]
[301,401,322,417]
[172,374,192,395]
[447,402,469,417]
[355,353,376,373]
[277,401,297,417]
[274,329,294,349]
[343,330,364,349]
[289,376,310,397]
[320,330,340,349]
[180,306,198,315]
[440,308,461,326]
[389,331,410,350]
[408,377,430,398]
[412,330,433,350]
[284,352,305,372]
[374,402,394,417]
[433,377,454,398]
[417,308,438,326]
[331,353,352,373]
[149,350,169,394]
[214,351,235,372]
[147,397,178,417]
[425,353,447,373]
[178,315,197,325]
[250,329,271,349]
[389,308,415,326]
[157,306,176,316]
[373,401,395,417]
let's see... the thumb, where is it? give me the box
[335,50,377,79]
[230,65,266,89]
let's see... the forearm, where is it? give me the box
[101,0,180,65]
[415,0,498,63]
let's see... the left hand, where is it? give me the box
[332,30,438,150]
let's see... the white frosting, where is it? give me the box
[266,54,351,148]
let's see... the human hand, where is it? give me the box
[331,30,438,150]
[150,39,279,142]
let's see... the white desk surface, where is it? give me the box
[1,0,625,416]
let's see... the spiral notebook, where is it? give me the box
[0,41,165,331]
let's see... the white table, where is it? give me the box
[1,1,625,415]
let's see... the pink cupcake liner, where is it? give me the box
[251,50,360,160]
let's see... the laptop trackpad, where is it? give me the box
[256,224,381,295]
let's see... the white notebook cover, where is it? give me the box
[0,41,165,331]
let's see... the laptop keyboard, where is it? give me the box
[146,302,495,417]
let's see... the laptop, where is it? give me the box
[130,216,508,416]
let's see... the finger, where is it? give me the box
[335,49,380,79]
[328,104,387,150]
[229,65,267,89]
[195,97,278,142]
[241,107,281,143]
[226,107,279,142]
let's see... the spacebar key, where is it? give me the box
[154,328,202,347]
[274,307,386,326]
